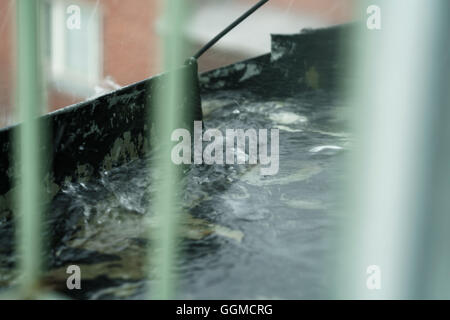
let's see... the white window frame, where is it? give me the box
[44,0,103,97]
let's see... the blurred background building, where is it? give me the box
[0,0,354,128]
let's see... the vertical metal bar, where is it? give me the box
[411,2,450,299]
[15,0,44,298]
[148,0,188,299]
[336,0,450,299]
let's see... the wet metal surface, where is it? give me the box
[2,88,349,299]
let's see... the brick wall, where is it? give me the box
[103,0,160,86]
[48,0,160,111]
[0,0,14,127]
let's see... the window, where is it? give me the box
[43,0,102,97]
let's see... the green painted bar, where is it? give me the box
[148,0,188,299]
[14,0,45,298]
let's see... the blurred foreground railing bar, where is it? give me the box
[336,0,450,299]
[14,0,46,298]
[148,0,189,300]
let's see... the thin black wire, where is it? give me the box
[192,0,270,59]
